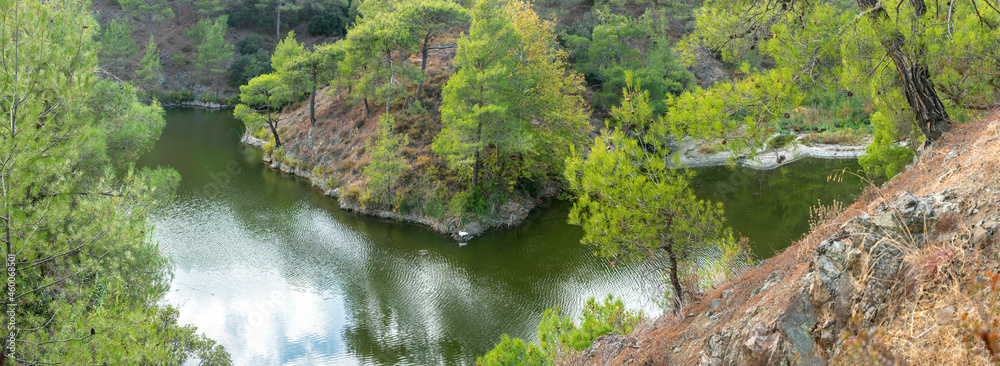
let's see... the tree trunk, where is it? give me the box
[856,0,951,141]
[267,110,282,147]
[147,14,154,40]
[386,48,393,115]
[275,4,282,47]
[472,150,480,189]
[310,68,317,126]
[416,34,431,100]
[472,120,482,189]
[364,98,371,119]
[664,242,683,313]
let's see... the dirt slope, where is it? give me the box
[577,112,1000,365]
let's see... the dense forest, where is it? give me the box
[4,0,1000,363]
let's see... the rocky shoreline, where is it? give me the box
[240,134,557,241]
[674,134,870,170]
[163,100,235,110]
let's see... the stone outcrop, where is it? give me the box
[695,191,964,365]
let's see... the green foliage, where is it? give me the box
[226,0,273,28]
[117,0,174,33]
[686,0,1000,172]
[478,295,642,364]
[186,17,213,46]
[859,112,916,180]
[342,1,423,112]
[194,0,225,17]
[229,50,274,87]
[195,15,235,94]
[238,33,269,55]
[362,114,411,207]
[235,73,289,146]
[99,17,139,72]
[171,53,187,65]
[583,13,695,114]
[433,0,590,188]
[137,35,162,86]
[1,0,228,362]
[478,335,548,366]
[565,77,733,309]
[270,31,309,100]
[309,4,349,37]
[537,295,643,352]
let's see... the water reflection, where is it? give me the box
[142,110,868,364]
[142,110,660,365]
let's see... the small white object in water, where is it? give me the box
[459,242,467,247]
[458,231,469,237]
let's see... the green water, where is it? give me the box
[690,159,869,259]
[140,109,868,365]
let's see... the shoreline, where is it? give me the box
[240,134,557,242]
[673,134,870,170]
[241,132,870,240]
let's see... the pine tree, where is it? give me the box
[116,0,174,36]
[565,76,735,312]
[137,35,162,86]
[362,114,410,207]
[1,0,229,363]
[432,0,589,189]
[98,17,139,74]
[235,73,288,147]
[195,15,235,98]
[395,0,470,99]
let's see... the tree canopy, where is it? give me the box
[565,76,736,311]
[432,0,590,189]
[194,15,235,96]
[672,0,1000,174]
[1,0,229,363]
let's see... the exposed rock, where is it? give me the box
[808,233,859,323]
[751,271,785,299]
[689,45,732,88]
[871,191,961,234]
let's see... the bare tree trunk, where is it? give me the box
[472,121,482,189]
[275,4,282,46]
[856,0,951,141]
[364,98,371,119]
[664,241,683,313]
[267,109,282,147]
[416,34,431,100]
[309,68,317,126]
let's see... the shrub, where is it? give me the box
[767,134,796,150]
[237,33,267,55]
[186,18,213,46]
[171,54,187,65]
[228,50,273,87]
[308,6,348,37]
[262,140,275,155]
[150,90,195,104]
[225,0,270,29]
[859,111,916,179]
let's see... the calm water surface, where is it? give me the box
[140,109,868,365]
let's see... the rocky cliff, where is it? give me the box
[578,113,1000,365]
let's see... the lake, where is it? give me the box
[139,109,868,365]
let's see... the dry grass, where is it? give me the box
[800,128,871,146]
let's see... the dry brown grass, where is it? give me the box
[800,128,871,146]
